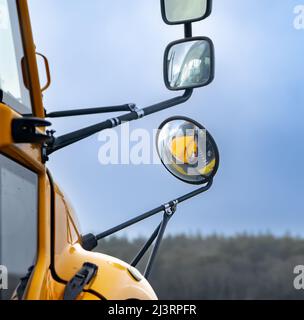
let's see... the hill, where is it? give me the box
[95,234,304,300]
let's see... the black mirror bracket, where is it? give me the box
[42,15,195,158]
[42,130,56,163]
[142,199,179,279]
[11,117,53,145]
[45,89,193,157]
[81,180,212,279]
[128,104,145,119]
[184,22,193,38]
[164,200,178,216]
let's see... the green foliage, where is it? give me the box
[95,234,304,300]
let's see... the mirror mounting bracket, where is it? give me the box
[164,200,178,216]
[12,117,53,144]
[82,179,212,279]
[39,103,137,119]
[184,23,193,38]
[129,104,145,119]
[45,89,193,157]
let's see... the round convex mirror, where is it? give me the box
[157,116,219,185]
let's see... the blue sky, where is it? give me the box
[28,0,304,237]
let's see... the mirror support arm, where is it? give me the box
[46,89,193,156]
[82,179,213,277]
[184,23,193,38]
[131,223,162,267]
[95,206,165,241]
[44,104,136,118]
[91,180,211,242]
[144,212,172,279]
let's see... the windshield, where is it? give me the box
[0,0,32,114]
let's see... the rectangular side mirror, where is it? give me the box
[164,37,215,91]
[161,0,212,25]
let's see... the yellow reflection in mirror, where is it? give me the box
[170,135,198,165]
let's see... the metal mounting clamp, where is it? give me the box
[129,104,145,119]
[12,117,53,144]
[110,118,121,127]
[164,200,178,216]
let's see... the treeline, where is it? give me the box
[95,234,304,300]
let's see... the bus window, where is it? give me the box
[0,154,38,300]
[0,0,32,114]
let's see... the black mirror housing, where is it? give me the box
[160,0,213,25]
[164,37,215,91]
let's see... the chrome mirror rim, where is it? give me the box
[160,0,213,25]
[163,36,215,91]
[156,116,220,185]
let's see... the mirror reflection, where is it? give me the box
[165,39,213,90]
[157,117,219,185]
[162,0,208,24]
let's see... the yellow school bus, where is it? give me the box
[0,0,218,300]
